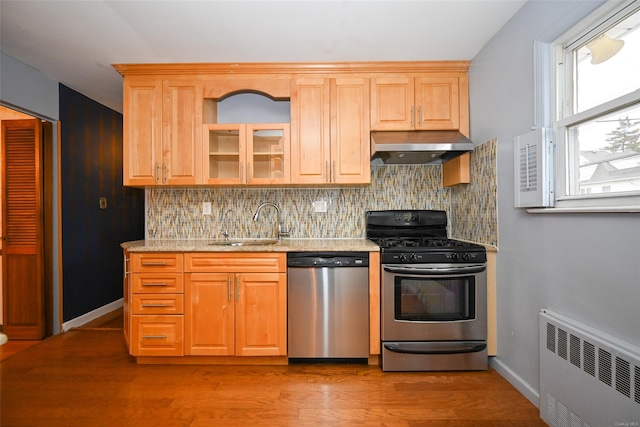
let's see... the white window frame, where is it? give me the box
[550,0,640,213]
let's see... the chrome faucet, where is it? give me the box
[252,202,290,239]
[220,208,235,240]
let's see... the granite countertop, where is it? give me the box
[121,238,380,253]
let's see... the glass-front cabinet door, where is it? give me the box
[247,123,290,185]
[204,124,246,185]
[203,123,290,185]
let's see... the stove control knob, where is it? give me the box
[450,253,459,261]
[409,253,417,262]
[461,253,470,261]
[398,254,407,262]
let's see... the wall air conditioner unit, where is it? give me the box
[514,127,554,208]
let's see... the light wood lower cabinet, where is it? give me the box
[128,253,184,357]
[184,253,287,357]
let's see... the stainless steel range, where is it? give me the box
[366,210,488,372]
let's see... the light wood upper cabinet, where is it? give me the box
[162,80,202,185]
[371,75,468,135]
[331,78,371,184]
[291,77,370,184]
[203,123,290,185]
[370,77,414,130]
[123,78,201,186]
[290,78,330,184]
[123,77,162,186]
[116,62,471,187]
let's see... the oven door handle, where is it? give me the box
[383,264,486,275]
[384,342,487,355]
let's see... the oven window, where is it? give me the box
[394,276,475,321]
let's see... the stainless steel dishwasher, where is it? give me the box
[287,252,369,359]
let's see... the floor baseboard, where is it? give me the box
[62,299,123,331]
[490,356,540,408]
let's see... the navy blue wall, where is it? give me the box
[59,85,144,321]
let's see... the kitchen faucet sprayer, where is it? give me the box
[252,202,290,240]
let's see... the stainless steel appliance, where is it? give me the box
[287,252,369,359]
[366,210,487,372]
[370,130,475,165]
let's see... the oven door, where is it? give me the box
[381,263,487,342]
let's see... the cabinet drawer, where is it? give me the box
[131,253,183,273]
[132,294,184,315]
[132,273,184,294]
[131,315,184,356]
[185,253,286,273]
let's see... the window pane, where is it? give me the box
[575,10,640,113]
[567,104,640,195]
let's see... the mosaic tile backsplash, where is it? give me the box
[146,138,498,246]
[450,138,498,247]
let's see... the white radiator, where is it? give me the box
[539,309,640,427]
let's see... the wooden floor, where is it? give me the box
[1,313,547,427]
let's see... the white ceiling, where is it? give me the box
[0,0,526,114]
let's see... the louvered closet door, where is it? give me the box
[1,119,44,339]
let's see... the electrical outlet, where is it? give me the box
[313,200,328,213]
[202,202,212,215]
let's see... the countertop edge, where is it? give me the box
[121,238,380,253]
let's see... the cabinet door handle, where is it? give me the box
[418,106,423,128]
[411,106,415,128]
[141,283,167,287]
[141,335,167,339]
[162,163,167,183]
[240,163,243,184]
[141,261,168,266]
[141,303,168,308]
[332,160,336,182]
[236,277,241,302]
[227,276,232,301]
[155,163,160,184]
[325,160,329,183]
[247,163,251,184]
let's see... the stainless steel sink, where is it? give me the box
[208,239,279,247]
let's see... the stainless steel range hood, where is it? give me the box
[370,130,474,165]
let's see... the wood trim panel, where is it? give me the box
[442,152,471,187]
[368,251,380,356]
[113,61,470,76]
[203,78,291,99]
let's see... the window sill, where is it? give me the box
[526,206,640,214]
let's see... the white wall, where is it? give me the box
[469,0,640,405]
